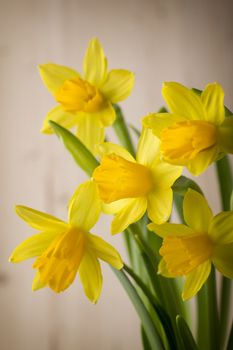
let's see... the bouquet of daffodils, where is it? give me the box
[10,38,233,350]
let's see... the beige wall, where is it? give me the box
[1,0,232,349]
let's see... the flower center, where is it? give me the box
[55,77,105,113]
[33,228,85,292]
[161,120,217,164]
[160,233,213,276]
[93,154,154,203]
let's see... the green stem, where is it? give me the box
[112,268,164,350]
[215,156,233,349]
[207,268,219,350]
[113,104,135,157]
[197,283,210,349]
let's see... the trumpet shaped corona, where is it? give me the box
[148,189,233,300]
[143,82,233,175]
[39,38,135,153]
[10,181,123,303]
[93,128,182,234]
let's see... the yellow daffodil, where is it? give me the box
[143,82,233,175]
[39,38,134,153]
[92,128,182,234]
[148,189,233,300]
[10,181,123,303]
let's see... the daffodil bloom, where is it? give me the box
[148,189,233,300]
[143,82,233,175]
[93,128,182,234]
[39,38,134,153]
[10,181,123,303]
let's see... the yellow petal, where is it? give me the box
[158,259,174,277]
[162,82,206,120]
[150,159,182,189]
[201,82,225,125]
[87,233,123,269]
[186,145,220,176]
[148,222,194,238]
[41,105,78,134]
[15,205,68,232]
[92,102,116,126]
[79,249,103,303]
[83,38,107,87]
[183,189,213,232]
[218,116,233,153]
[38,63,79,96]
[101,69,135,103]
[76,114,105,154]
[182,261,211,300]
[213,243,233,279]
[32,271,46,291]
[102,198,132,214]
[97,142,135,162]
[48,263,77,293]
[143,113,186,138]
[68,181,101,232]
[9,231,60,262]
[208,211,233,244]
[111,198,147,235]
[136,128,160,166]
[147,188,172,224]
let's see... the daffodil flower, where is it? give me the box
[39,38,134,153]
[10,181,123,303]
[143,82,233,175]
[148,189,233,300]
[92,128,182,234]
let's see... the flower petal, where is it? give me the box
[147,188,173,224]
[32,271,46,291]
[9,231,60,262]
[201,82,225,125]
[208,211,233,244]
[102,198,132,214]
[213,243,233,279]
[41,105,78,134]
[38,63,79,96]
[148,222,194,238]
[101,69,134,103]
[158,259,174,277]
[143,113,186,138]
[15,205,68,232]
[79,249,103,303]
[136,128,160,166]
[87,233,123,269]
[186,146,220,176]
[83,38,107,87]
[111,198,147,234]
[218,116,233,153]
[162,82,206,120]
[76,115,105,154]
[68,181,101,232]
[97,142,135,162]
[183,189,213,232]
[182,261,211,300]
[151,159,182,189]
[93,102,116,126]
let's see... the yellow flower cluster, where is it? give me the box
[10,38,233,303]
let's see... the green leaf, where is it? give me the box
[49,121,99,177]
[176,315,198,350]
[113,104,135,156]
[141,325,153,350]
[226,322,233,350]
[112,268,164,350]
[172,176,203,196]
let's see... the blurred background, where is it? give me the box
[1,0,233,349]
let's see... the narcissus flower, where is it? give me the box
[148,189,233,300]
[93,128,182,234]
[39,38,134,153]
[143,82,233,175]
[10,181,123,303]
